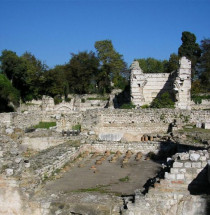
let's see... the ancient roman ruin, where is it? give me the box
[0,57,210,215]
[130,57,191,109]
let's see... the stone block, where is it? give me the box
[202,161,207,168]
[15,157,22,164]
[5,128,14,134]
[192,162,201,168]
[190,153,200,161]
[196,122,202,128]
[173,162,183,168]
[184,162,191,168]
[171,168,179,174]
[200,156,207,161]
[179,168,186,173]
[196,168,203,174]
[165,172,176,180]
[98,133,123,141]
[179,153,189,160]
[88,131,95,135]
[5,168,14,176]
[204,122,210,129]
[176,174,184,180]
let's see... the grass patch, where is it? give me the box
[72,124,81,131]
[73,185,109,194]
[87,97,109,101]
[34,121,56,129]
[119,176,129,182]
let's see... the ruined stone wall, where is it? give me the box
[18,95,108,114]
[96,109,210,141]
[55,109,210,141]
[82,141,163,155]
[1,109,210,140]
[174,57,191,110]
[130,57,191,110]
[122,150,210,215]
[143,73,174,104]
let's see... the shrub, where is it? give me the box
[141,104,149,109]
[150,92,175,108]
[120,102,136,109]
[65,97,71,102]
[81,98,85,103]
[191,94,210,104]
[54,96,62,105]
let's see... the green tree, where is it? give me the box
[66,51,100,94]
[43,65,68,97]
[199,38,210,92]
[136,58,168,73]
[0,50,19,80]
[12,52,47,101]
[94,40,127,88]
[0,50,48,101]
[0,74,20,112]
[165,53,179,73]
[178,31,201,78]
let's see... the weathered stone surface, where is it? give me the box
[98,133,123,141]
[179,153,190,160]
[15,157,22,164]
[5,168,14,176]
[173,161,183,168]
[5,127,14,134]
[190,153,200,161]
[130,57,192,109]
[204,122,210,129]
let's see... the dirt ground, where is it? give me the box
[44,152,162,196]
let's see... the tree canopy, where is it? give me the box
[66,51,100,94]
[178,31,201,79]
[94,40,127,88]
[0,74,20,112]
[136,58,168,73]
[199,38,210,92]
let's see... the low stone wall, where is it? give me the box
[83,142,163,154]
[1,109,210,141]
[21,136,66,151]
[21,143,81,193]
[18,95,109,114]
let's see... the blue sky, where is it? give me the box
[0,0,210,68]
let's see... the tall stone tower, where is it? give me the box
[130,61,147,106]
[174,57,191,110]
